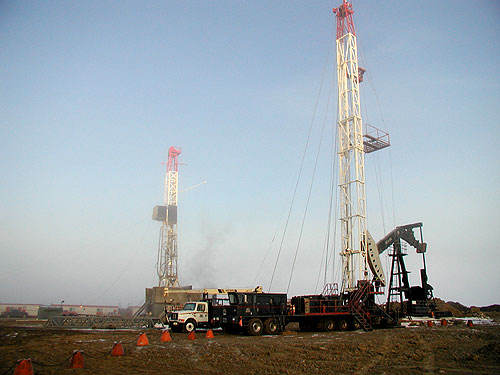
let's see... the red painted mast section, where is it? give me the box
[167,146,181,172]
[334,1,365,83]
[333,0,355,39]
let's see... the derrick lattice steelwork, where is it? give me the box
[153,146,181,288]
[334,1,367,291]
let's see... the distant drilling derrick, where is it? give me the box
[153,146,181,288]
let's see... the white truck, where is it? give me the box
[168,301,212,333]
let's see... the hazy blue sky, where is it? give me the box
[1,1,499,307]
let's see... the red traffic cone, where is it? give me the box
[111,341,125,356]
[187,330,196,340]
[441,319,448,326]
[14,359,34,375]
[427,320,434,327]
[161,329,172,342]
[137,333,149,346]
[69,350,85,369]
[467,320,474,328]
[206,329,214,339]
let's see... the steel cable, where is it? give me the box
[31,352,75,367]
[315,69,338,293]
[2,337,144,374]
[83,347,113,359]
[268,22,335,291]
[287,74,334,294]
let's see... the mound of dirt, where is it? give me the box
[1,320,500,374]
[469,342,500,363]
[445,300,470,314]
[480,304,500,312]
[432,298,465,317]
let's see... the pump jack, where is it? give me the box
[371,223,434,316]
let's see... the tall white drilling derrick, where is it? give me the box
[333,1,391,292]
[334,1,367,292]
[153,146,181,288]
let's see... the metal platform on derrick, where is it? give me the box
[363,124,390,153]
[45,315,162,329]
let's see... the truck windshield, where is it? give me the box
[183,303,196,311]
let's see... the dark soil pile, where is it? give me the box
[1,320,499,374]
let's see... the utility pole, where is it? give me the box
[153,146,181,287]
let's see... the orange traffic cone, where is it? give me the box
[137,333,149,346]
[161,329,172,342]
[427,320,434,327]
[111,341,125,356]
[441,319,448,326]
[187,330,196,340]
[69,350,85,369]
[14,359,34,375]
[206,329,214,339]
[467,320,474,328]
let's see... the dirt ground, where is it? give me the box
[1,319,499,375]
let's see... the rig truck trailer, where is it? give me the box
[289,281,393,332]
[168,284,394,335]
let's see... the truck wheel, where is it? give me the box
[247,318,263,336]
[184,319,197,333]
[263,318,279,335]
[338,318,348,331]
[322,318,335,332]
[352,319,362,330]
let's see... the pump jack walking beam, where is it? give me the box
[376,223,427,255]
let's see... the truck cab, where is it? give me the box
[168,301,210,332]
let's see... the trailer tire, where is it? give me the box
[247,318,263,336]
[352,318,362,330]
[322,318,335,332]
[338,318,348,331]
[263,318,279,335]
[184,319,197,333]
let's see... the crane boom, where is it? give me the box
[164,286,263,297]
